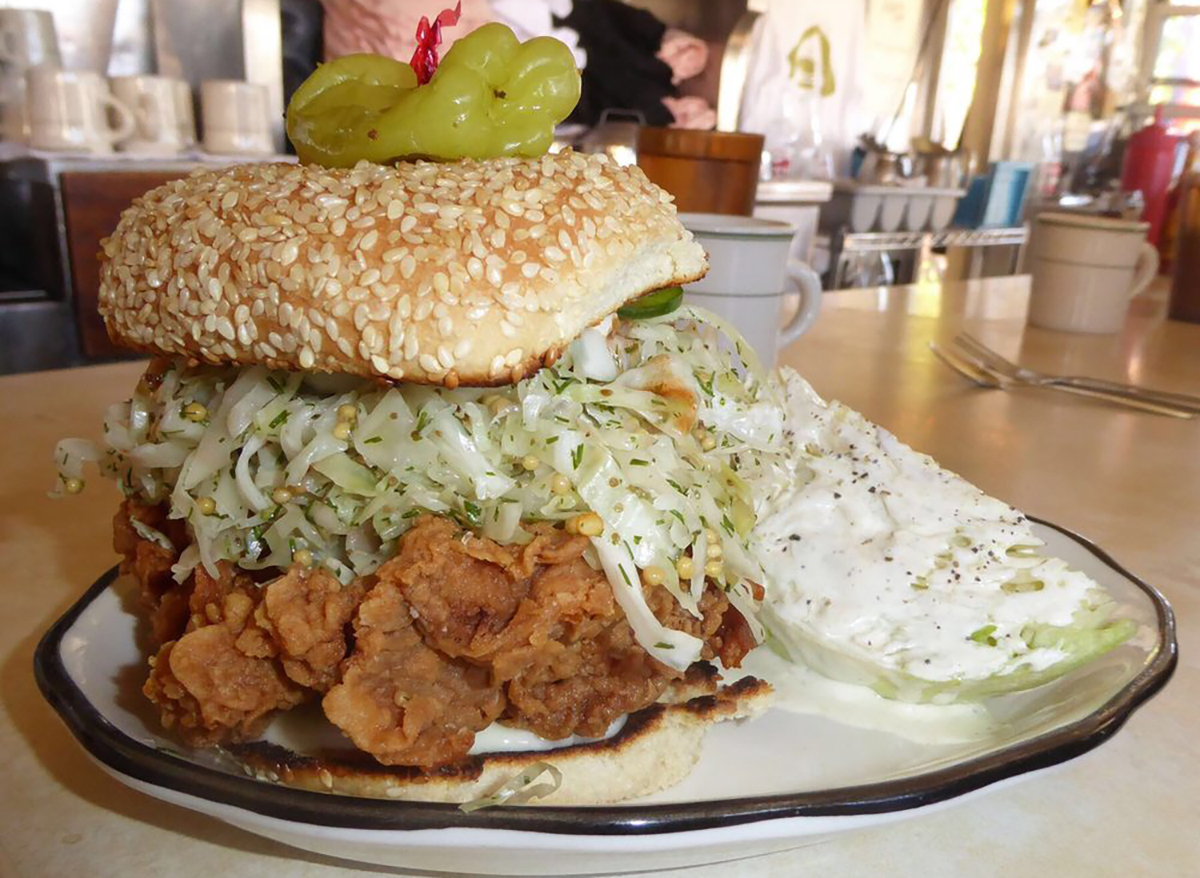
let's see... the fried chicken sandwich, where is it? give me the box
[53,150,794,805]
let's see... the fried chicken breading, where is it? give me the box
[144,563,305,746]
[323,516,753,766]
[121,504,756,767]
[114,499,191,645]
[322,575,507,766]
[256,565,365,691]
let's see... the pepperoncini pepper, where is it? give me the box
[286,23,581,167]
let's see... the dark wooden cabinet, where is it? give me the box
[60,171,188,359]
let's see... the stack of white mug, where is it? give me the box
[0,8,274,157]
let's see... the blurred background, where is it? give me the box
[0,0,1197,374]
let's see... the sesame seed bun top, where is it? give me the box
[98,152,708,387]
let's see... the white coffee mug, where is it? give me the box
[173,79,196,148]
[201,79,271,155]
[111,75,185,155]
[0,9,60,143]
[26,67,135,153]
[0,71,25,142]
[681,213,822,365]
[1027,212,1160,334]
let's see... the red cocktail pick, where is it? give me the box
[409,2,463,85]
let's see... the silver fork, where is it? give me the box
[929,341,1002,388]
[956,332,1200,414]
[930,342,1195,418]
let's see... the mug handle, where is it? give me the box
[99,93,136,145]
[779,259,823,347]
[1127,242,1160,300]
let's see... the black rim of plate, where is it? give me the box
[33,517,1178,836]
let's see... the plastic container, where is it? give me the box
[904,192,934,231]
[877,191,907,231]
[930,191,961,230]
[1121,106,1183,247]
[822,182,885,232]
[824,181,965,233]
[953,162,1033,228]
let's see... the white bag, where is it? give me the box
[738,0,867,176]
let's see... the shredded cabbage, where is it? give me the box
[459,762,563,812]
[57,309,793,662]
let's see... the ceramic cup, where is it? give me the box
[681,213,822,364]
[173,79,196,148]
[1027,212,1160,334]
[111,75,186,155]
[201,79,271,155]
[0,9,60,143]
[26,67,134,153]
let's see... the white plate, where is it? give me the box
[35,519,1176,875]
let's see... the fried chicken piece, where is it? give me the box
[502,572,734,739]
[114,500,191,645]
[389,516,598,660]
[255,565,364,691]
[386,515,539,655]
[322,576,506,767]
[711,600,756,669]
[330,516,755,765]
[144,563,305,746]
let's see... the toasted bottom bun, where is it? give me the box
[227,670,774,806]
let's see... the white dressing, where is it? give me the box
[754,371,1130,702]
[734,647,996,743]
[469,717,626,755]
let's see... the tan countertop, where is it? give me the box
[1,275,1197,877]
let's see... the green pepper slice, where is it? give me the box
[617,287,684,320]
[286,24,580,167]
